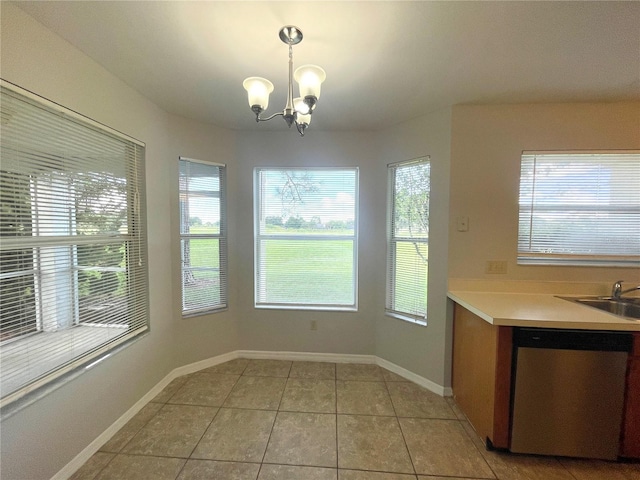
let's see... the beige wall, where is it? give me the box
[167,113,240,368]
[0,4,238,479]
[234,131,379,356]
[449,102,640,287]
[374,110,453,386]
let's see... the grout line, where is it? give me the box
[258,409,279,466]
[385,378,418,478]
[81,450,118,480]
[238,359,249,376]
[173,456,189,479]
[336,412,398,418]
[99,452,195,460]
[458,417,499,480]
[100,402,164,454]
[183,405,220,460]
[383,376,399,418]
[255,461,264,480]
[255,360,289,470]
[159,376,190,405]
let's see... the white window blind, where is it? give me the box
[179,158,227,315]
[0,81,149,407]
[254,168,358,310]
[518,151,640,267]
[386,158,430,325]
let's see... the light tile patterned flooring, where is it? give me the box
[72,359,640,480]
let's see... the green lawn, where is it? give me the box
[258,239,354,305]
[391,241,428,316]
[183,226,427,311]
[182,229,222,310]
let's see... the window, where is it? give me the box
[386,158,430,325]
[254,168,358,310]
[0,81,148,407]
[179,158,227,315]
[518,151,640,267]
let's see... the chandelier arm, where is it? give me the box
[256,111,285,122]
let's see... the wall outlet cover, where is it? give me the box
[456,216,469,232]
[486,260,508,274]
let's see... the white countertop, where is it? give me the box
[448,290,640,331]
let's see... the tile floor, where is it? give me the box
[71,359,640,480]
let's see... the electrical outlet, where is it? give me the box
[310,320,318,331]
[486,260,508,274]
[456,216,469,232]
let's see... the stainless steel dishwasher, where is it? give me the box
[510,328,632,460]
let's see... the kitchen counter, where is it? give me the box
[448,290,640,331]
[449,288,640,458]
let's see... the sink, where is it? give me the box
[559,296,640,320]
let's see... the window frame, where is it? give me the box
[178,157,228,317]
[253,167,359,311]
[386,157,430,326]
[0,80,149,408]
[517,150,640,267]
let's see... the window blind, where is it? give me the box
[518,151,640,266]
[0,81,149,407]
[179,158,227,315]
[254,168,358,310]
[386,158,430,325]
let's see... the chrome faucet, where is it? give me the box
[611,280,640,299]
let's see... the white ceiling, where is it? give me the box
[15,1,640,133]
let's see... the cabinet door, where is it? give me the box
[451,305,512,449]
[621,333,640,458]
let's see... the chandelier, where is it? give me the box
[243,26,326,137]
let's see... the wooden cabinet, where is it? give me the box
[452,303,640,458]
[451,304,512,449]
[621,333,640,458]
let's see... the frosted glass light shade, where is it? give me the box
[243,77,274,110]
[296,112,311,126]
[294,65,326,100]
[294,97,311,115]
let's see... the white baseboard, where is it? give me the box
[172,350,239,377]
[375,356,452,396]
[236,349,377,365]
[55,350,448,479]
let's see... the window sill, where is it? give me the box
[1,329,148,419]
[385,311,427,326]
[518,257,640,268]
[255,304,358,313]
[182,306,228,319]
